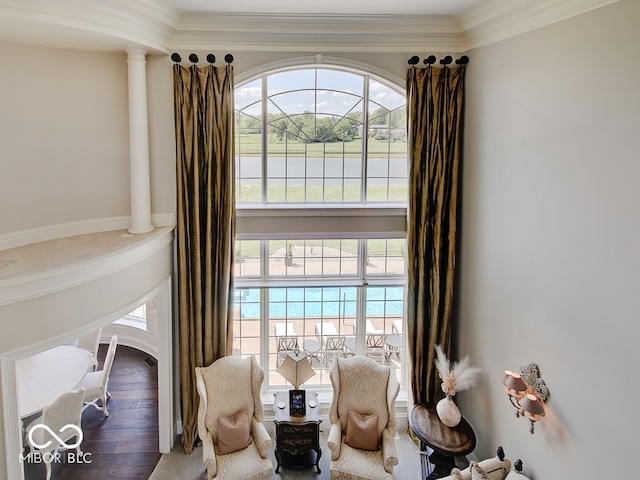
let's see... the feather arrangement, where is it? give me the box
[434,345,482,397]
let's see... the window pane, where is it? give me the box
[369,79,405,111]
[305,178,324,202]
[362,286,404,378]
[235,78,262,111]
[239,156,261,178]
[268,178,286,203]
[366,239,406,276]
[233,288,261,363]
[307,158,324,178]
[267,157,285,177]
[286,157,306,177]
[366,177,388,202]
[286,180,305,203]
[237,178,262,204]
[268,240,359,278]
[344,157,362,178]
[323,179,343,202]
[368,157,389,177]
[234,240,261,278]
[343,178,361,203]
[268,69,316,94]
[388,178,408,203]
[389,157,407,177]
[317,69,363,96]
[235,78,263,207]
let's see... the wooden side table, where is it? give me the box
[409,403,476,479]
[273,390,322,474]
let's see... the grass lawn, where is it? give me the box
[236,133,407,157]
[237,239,405,257]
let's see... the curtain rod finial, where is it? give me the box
[424,55,436,65]
[225,54,234,64]
[171,52,181,63]
[408,55,419,65]
[456,55,469,65]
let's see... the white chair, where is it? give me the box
[77,327,102,371]
[195,355,272,480]
[76,334,118,416]
[275,322,298,368]
[323,335,346,369]
[316,321,346,370]
[365,333,387,364]
[327,355,400,480]
[25,387,85,480]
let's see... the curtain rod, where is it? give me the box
[171,53,234,64]
[407,55,469,66]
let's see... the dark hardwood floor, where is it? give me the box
[23,344,162,480]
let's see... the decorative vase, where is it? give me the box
[436,395,461,427]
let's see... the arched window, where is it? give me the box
[233,66,408,393]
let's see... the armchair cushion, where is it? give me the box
[345,409,379,451]
[214,442,273,480]
[217,409,251,454]
[330,442,392,480]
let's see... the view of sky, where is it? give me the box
[235,68,405,117]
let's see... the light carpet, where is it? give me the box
[149,427,423,480]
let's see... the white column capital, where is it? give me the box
[126,49,148,62]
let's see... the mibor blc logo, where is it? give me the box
[21,423,92,467]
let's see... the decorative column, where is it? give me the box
[126,49,154,234]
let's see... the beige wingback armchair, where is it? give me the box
[327,355,400,480]
[195,355,273,480]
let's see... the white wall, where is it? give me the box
[0,44,131,234]
[457,0,640,478]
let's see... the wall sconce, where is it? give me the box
[503,363,549,434]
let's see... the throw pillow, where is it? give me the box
[217,409,251,454]
[470,462,492,480]
[450,468,466,480]
[345,409,379,451]
[505,472,530,480]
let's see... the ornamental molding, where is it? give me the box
[0,0,619,53]
[458,0,620,50]
[171,13,463,53]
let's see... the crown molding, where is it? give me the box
[0,0,621,54]
[172,13,463,52]
[459,0,620,50]
[0,0,179,53]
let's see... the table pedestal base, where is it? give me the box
[409,404,476,480]
[421,446,468,479]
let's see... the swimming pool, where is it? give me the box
[235,286,404,319]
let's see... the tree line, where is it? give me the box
[237,106,406,144]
